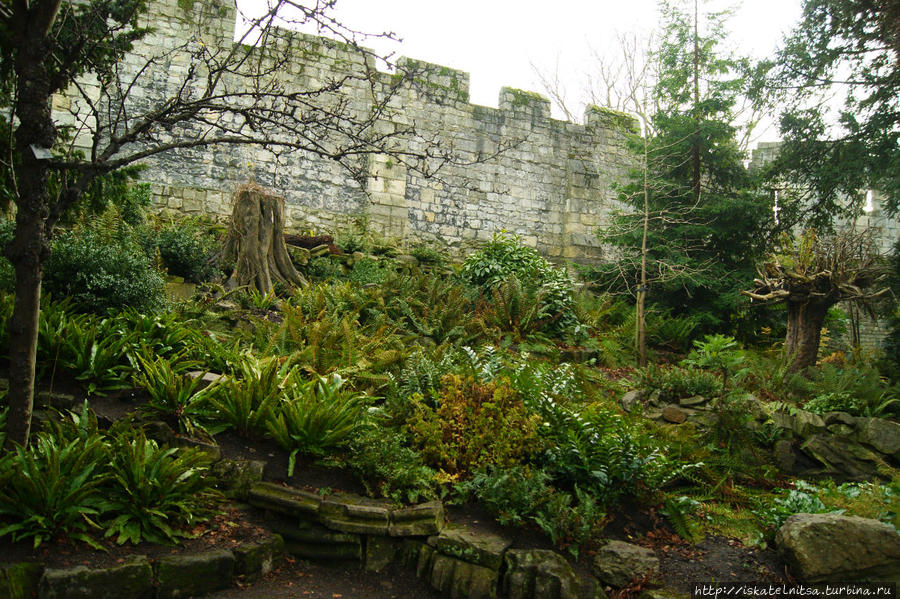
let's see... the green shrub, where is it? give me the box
[570,292,636,366]
[507,359,583,406]
[133,353,214,435]
[528,396,691,501]
[0,402,222,549]
[304,255,344,281]
[109,308,204,363]
[532,486,605,558]
[236,287,280,310]
[406,374,542,477]
[460,233,576,332]
[759,480,839,531]
[384,349,458,422]
[634,364,722,400]
[460,466,553,526]
[459,464,604,558]
[681,334,747,395]
[59,316,135,395]
[409,243,446,266]
[742,349,808,402]
[43,229,165,313]
[335,229,367,254]
[803,390,899,418]
[480,275,552,340]
[154,219,221,282]
[383,271,479,345]
[647,311,698,352]
[818,480,900,531]
[264,304,406,388]
[343,424,437,504]
[207,355,296,437]
[347,257,393,285]
[800,363,897,417]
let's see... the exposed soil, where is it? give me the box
[216,431,368,495]
[0,505,272,571]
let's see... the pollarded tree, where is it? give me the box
[0,0,503,447]
[741,229,888,373]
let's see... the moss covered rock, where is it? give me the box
[39,557,153,599]
[233,534,284,581]
[0,562,42,599]
[156,550,235,599]
[776,513,900,583]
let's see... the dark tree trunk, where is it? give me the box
[4,26,56,448]
[225,183,307,293]
[784,299,831,373]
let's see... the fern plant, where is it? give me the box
[207,354,297,437]
[266,306,405,389]
[681,334,747,399]
[35,297,80,371]
[103,429,219,545]
[532,486,606,559]
[59,316,135,395]
[385,272,478,345]
[461,465,553,526]
[110,307,203,364]
[242,287,280,310]
[529,395,691,501]
[267,374,369,476]
[647,311,698,352]
[802,363,898,417]
[0,428,108,548]
[661,495,703,542]
[479,275,549,341]
[133,352,214,435]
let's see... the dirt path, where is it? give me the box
[209,558,440,599]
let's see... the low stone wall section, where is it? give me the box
[247,481,607,599]
[0,534,284,599]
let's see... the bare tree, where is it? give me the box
[532,31,655,126]
[742,229,889,373]
[536,2,772,365]
[0,0,509,447]
[535,28,713,366]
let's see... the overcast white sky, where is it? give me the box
[238,0,805,145]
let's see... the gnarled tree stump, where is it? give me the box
[225,182,307,292]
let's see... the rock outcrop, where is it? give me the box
[775,513,900,583]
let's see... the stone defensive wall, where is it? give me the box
[55,0,638,262]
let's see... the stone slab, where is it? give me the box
[39,557,153,599]
[248,482,322,517]
[156,549,235,599]
[428,524,511,571]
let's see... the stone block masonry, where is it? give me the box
[56,0,637,263]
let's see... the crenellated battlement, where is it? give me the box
[60,0,639,261]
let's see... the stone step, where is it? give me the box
[248,481,444,537]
